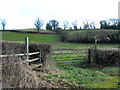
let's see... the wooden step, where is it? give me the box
[28,58,39,62]
[30,64,43,69]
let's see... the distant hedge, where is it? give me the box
[2,41,52,65]
[90,48,120,66]
[1,30,56,35]
[59,30,119,43]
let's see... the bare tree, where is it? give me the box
[49,20,59,30]
[83,21,96,29]
[34,18,43,32]
[1,19,6,30]
[63,20,69,30]
[89,21,96,29]
[72,20,77,30]
[83,21,89,29]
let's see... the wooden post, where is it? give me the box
[94,35,97,64]
[88,49,91,64]
[39,49,41,64]
[25,37,29,65]
[94,35,97,50]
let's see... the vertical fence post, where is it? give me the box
[39,49,41,64]
[25,37,29,65]
[88,49,91,64]
[94,35,97,50]
[94,35,97,64]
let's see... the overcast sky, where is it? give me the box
[0,0,119,29]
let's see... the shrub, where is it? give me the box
[46,23,52,30]
[89,48,120,66]
[1,41,60,88]
[59,30,119,43]
[59,31,69,42]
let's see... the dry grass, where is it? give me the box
[1,41,73,89]
[2,50,63,89]
[43,54,61,74]
[2,56,38,88]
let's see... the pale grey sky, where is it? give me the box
[0,0,119,29]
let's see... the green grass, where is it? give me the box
[52,53,87,58]
[2,32,60,44]
[46,66,119,88]
[52,51,88,67]
[2,30,120,88]
[53,43,94,49]
[53,42,119,49]
[91,67,119,88]
[2,32,119,49]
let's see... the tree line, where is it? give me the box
[100,19,120,29]
[0,18,120,31]
[34,18,69,32]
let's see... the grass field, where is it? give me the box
[2,30,120,88]
[45,66,119,88]
[52,42,119,49]
[2,32,119,49]
[2,32,59,43]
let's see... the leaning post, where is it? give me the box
[25,37,29,65]
[39,49,41,64]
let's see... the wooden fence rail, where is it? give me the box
[0,51,41,65]
[0,52,40,58]
[1,37,43,68]
[52,49,89,66]
[53,56,88,59]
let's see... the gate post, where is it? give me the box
[88,49,91,64]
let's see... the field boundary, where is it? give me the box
[1,30,56,35]
[1,37,44,69]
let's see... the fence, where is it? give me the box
[51,35,97,67]
[52,48,119,67]
[0,37,43,69]
[52,49,89,67]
